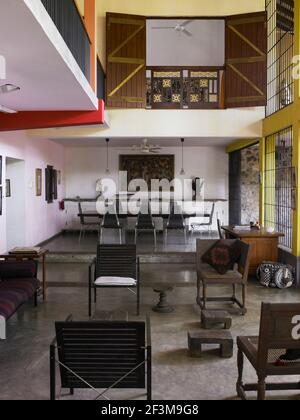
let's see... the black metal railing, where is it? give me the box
[97,58,105,100]
[41,0,90,81]
[146,67,223,110]
[266,0,294,116]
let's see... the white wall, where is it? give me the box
[31,107,264,141]
[64,145,228,229]
[0,131,66,253]
[147,20,225,67]
[6,159,26,250]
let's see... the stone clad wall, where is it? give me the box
[241,144,260,225]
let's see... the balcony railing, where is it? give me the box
[146,67,224,110]
[97,58,105,100]
[41,0,90,81]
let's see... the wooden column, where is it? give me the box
[84,0,97,93]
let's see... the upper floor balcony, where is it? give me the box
[0,0,99,112]
[41,0,91,82]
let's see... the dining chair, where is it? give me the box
[164,202,187,244]
[135,201,157,246]
[217,218,224,239]
[100,201,123,244]
[191,203,215,237]
[78,202,101,243]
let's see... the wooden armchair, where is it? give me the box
[50,316,152,400]
[237,302,300,400]
[196,240,251,315]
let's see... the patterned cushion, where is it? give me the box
[0,279,39,320]
[202,240,242,275]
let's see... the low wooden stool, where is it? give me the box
[188,330,234,358]
[201,310,232,330]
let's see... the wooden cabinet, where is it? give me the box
[222,227,284,276]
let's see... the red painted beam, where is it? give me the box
[0,100,105,132]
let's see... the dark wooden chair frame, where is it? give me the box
[196,239,251,315]
[217,218,224,239]
[237,302,300,400]
[50,315,152,401]
[88,245,140,317]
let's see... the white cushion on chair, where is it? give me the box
[95,277,137,286]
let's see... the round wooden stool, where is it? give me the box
[152,286,174,313]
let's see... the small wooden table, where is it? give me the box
[188,330,234,358]
[0,249,49,301]
[222,226,284,275]
[201,310,232,330]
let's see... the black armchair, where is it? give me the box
[89,245,140,317]
[50,315,152,400]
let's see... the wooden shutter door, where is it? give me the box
[106,13,146,108]
[225,12,267,108]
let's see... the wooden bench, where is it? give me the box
[201,310,232,330]
[188,330,234,358]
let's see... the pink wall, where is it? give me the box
[0,131,66,253]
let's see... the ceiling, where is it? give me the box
[0,0,97,111]
[51,137,235,148]
[147,19,225,66]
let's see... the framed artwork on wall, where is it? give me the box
[6,179,11,198]
[53,169,58,200]
[119,155,175,190]
[45,166,58,203]
[36,169,42,196]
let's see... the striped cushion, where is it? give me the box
[0,279,39,320]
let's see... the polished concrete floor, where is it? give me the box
[44,230,218,254]
[1,262,300,401]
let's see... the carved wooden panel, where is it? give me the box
[119,155,175,189]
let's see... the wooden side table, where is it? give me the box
[0,249,49,301]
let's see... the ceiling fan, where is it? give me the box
[132,139,162,154]
[0,84,20,114]
[152,20,193,37]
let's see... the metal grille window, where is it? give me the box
[266,0,294,116]
[264,127,294,250]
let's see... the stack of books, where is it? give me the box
[233,226,252,231]
[9,247,41,255]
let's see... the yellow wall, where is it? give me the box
[75,0,85,17]
[96,0,265,68]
